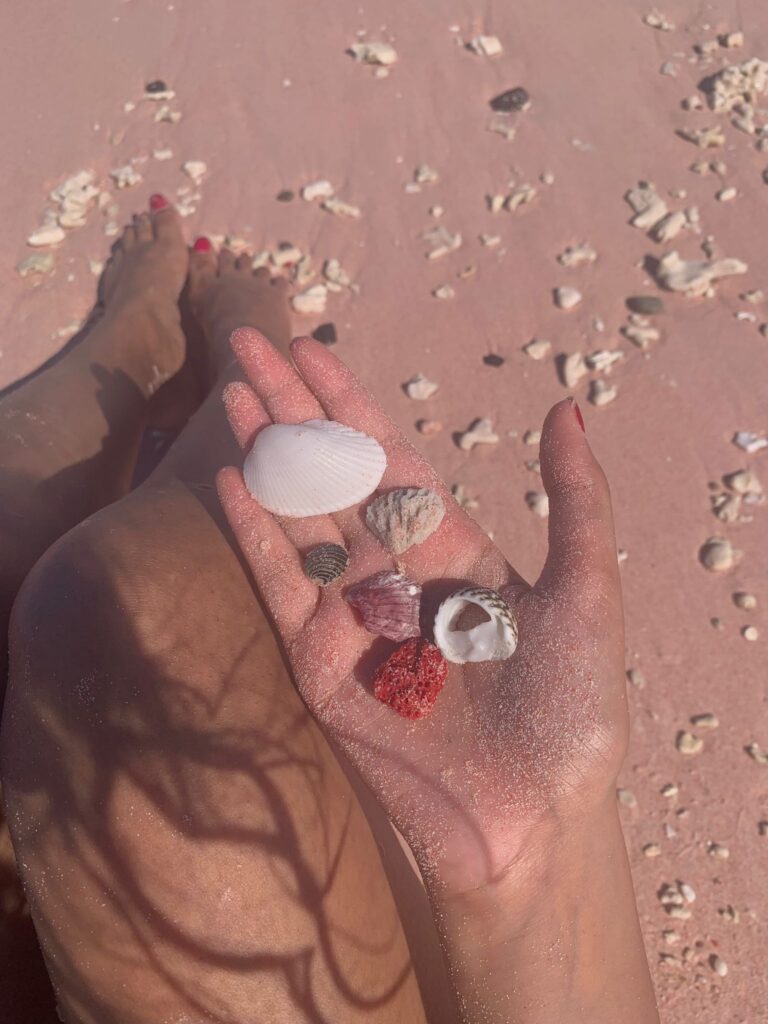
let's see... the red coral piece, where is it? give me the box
[373,638,448,719]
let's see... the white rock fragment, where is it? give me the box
[153,148,173,161]
[656,250,747,296]
[540,171,555,185]
[452,483,479,510]
[153,105,182,124]
[423,225,462,260]
[650,210,688,242]
[720,31,744,48]
[523,429,541,445]
[710,955,728,978]
[323,258,355,291]
[724,468,762,495]
[51,170,99,228]
[467,35,503,57]
[479,233,501,248]
[586,349,624,373]
[432,283,455,300]
[504,184,537,212]
[677,731,703,755]
[643,9,674,31]
[321,196,362,219]
[554,286,582,310]
[643,843,662,858]
[415,164,439,185]
[733,431,768,454]
[16,252,55,276]
[677,125,726,148]
[523,338,551,360]
[706,58,768,112]
[291,284,328,315]
[89,259,104,277]
[525,491,549,518]
[588,380,618,407]
[458,418,500,451]
[27,222,66,247]
[429,205,444,218]
[557,243,597,267]
[182,160,207,185]
[301,179,334,201]
[561,351,588,388]
[742,625,759,641]
[110,164,142,189]
[717,186,738,202]
[734,591,758,610]
[621,321,661,349]
[348,41,398,66]
[626,181,668,228]
[403,373,439,400]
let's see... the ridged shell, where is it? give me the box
[303,543,349,586]
[433,587,518,664]
[345,571,422,641]
[365,488,445,555]
[243,419,387,517]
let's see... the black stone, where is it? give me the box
[276,190,295,203]
[312,322,338,346]
[489,87,530,113]
[625,295,664,315]
[145,79,168,94]
[483,354,505,367]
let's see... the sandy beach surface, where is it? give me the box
[2,0,767,1020]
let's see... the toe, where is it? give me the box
[149,194,185,244]
[235,252,253,272]
[219,248,236,272]
[188,237,217,287]
[134,212,153,243]
[119,225,136,250]
[253,266,271,281]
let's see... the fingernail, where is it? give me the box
[571,398,586,433]
[193,236,212,252]
[149,193,169,212]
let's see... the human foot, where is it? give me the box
[187,241,293,382]
[99,195,189,394]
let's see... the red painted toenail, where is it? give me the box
[571,398,586,433]
[193,236,212,252]
[149,193,169,212]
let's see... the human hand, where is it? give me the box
[217,327,628,898]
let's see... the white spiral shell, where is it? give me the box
[433,587,518,664]
[243,419,387,517]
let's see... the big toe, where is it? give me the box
[149,194,185,245]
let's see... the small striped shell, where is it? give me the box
[303,543,349,586]
[433,587,518,663]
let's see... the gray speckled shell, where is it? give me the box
[365,487,445,555]
[433,586,518,663]
[303,543,349,586]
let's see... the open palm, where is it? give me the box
[217,328,628,896]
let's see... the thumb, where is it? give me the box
[536,398,620,596]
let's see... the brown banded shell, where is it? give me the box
[365,487,446,555]
[345,571,422,641]
[303,543,349,586]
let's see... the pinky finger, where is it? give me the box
[216,467,317,639]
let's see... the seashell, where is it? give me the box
[433,587,518,663]
[656,251,748,296]
[345,570,421,641]
[303,543,349,586]
[366,488,445,554]
[243,419,386,517]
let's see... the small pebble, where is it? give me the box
[16,253,55,277]
[312,322,337,346]
[710,954,728,977]
[667,906,692,920]
[554,286,582,311]
[627,668,646,689]
[617,788,637,808]
[432,284,455,300]
[663,929,681,944]
[708,841,730,860]
[643,843,662,858]
[661,783,679,797]
[679,883,696,904]
[451,484,478,510]
[523,429,541,445]
[626,295,664,315]
[699,536,737,572]
[742,625,759,641]
[716,187,738,202]
[483,353,505,367]
[489,87,530,113]
[690,713,719,729]
[588,380,618,407]
[745,742,768,764]
[276,189,295,202]
[523,337,551,360]
[416,419,443,437]
[719,905,739,923]
[145,79,169,94]
[676,731,703,755]
[561,352,588,388]
[525,491,549,518]
[733,592,757,610]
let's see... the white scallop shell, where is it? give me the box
[433,587,518,664]
[243,419,387,517]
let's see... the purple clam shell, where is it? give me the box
[345,570,422,642]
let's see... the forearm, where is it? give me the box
[427,798,659,1024]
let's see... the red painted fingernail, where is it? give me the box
[193,236,212,252]
[149,193,169,212]
[572,398,586,433]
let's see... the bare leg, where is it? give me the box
[1,246,454,1024]
[0,201,188,688]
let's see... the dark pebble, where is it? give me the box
[626,295,665,315]
[483,354,505,367]
[276,190,295,203]
[277,240,295,251]
[489,87,530,113]
[312,323,338,346]
[145,80,168,94]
